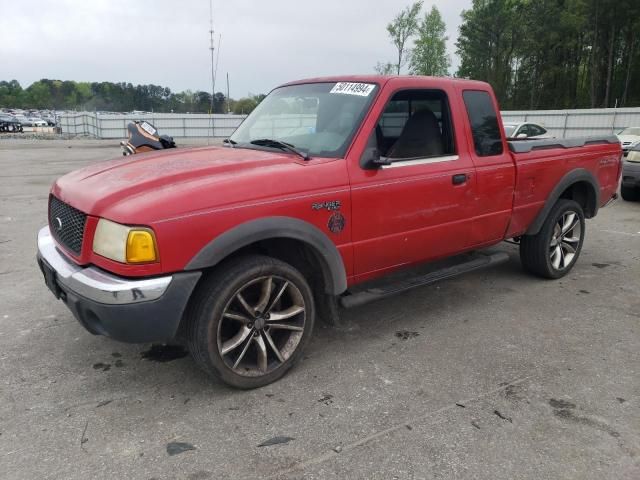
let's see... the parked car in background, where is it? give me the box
[616,127,640,157]
[621,144,640,201]
[13,114,31,126]
[29,117,48,127]
[0,113,23,132]
[503,122,551,139]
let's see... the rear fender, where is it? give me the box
[526,168,599,235]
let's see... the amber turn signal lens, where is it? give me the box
[126,230,157,263]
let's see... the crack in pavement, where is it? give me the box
[269,376,532,478]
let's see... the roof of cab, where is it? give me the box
[279,75,492,91]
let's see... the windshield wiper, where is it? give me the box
[222,138,236,148]
[249,138,310,160]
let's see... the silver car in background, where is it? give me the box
[616,127,640,157]
[503,122,552,139]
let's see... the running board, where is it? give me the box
[339,252,510,309]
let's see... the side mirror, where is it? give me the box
[360,147,391,169]
[516,133,528,139]
[372,155,393,167]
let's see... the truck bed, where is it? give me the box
[506,135,622,238]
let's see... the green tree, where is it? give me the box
[0,80,24,106]
[382,1,423,74]
[213,92,226,113]
[232,97,258,115]
[456,0,522,107]
[374,62,395,75]
[456,0,640,109]
[24,81,51,108]
[410,6,450,76]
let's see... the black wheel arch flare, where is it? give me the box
[526,168,600,235]
[185,216,348,295]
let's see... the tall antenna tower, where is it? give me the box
[209,0,215,114]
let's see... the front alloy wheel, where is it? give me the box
[218,276,306,376]
[186,255,315,389]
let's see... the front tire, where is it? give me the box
[186,255,315,389]
[520,199,585,279]
[621,185,640,202]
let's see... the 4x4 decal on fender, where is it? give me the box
[311,200,345,233]
[327,212,345,234]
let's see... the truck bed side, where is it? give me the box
[506,137,622,238]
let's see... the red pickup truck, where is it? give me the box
[37,76,621,388]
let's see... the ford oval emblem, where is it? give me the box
[55,217,63,231]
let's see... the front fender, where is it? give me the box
[185,216,348,295]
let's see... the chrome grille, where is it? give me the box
[48,195,87,255]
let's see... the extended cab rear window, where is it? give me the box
[463,91,503,157]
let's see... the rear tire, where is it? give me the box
[185,254,315,389]
[621,185,640,202]
[520,199,585,279]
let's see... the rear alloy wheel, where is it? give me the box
[186,255,315,389]
[520,199,585,279]
[548,211,582,270]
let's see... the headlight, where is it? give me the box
[92,218,158,263]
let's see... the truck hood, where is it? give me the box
[53,146,342,224]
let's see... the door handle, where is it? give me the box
[452,173,468,185]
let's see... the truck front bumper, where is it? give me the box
[36,226,201,343]
[622,161,640,187]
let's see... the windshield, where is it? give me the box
[619,127,640,136]
[503,125,516,137]
[229,82,379,158]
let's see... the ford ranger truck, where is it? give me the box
[37,76,622,388]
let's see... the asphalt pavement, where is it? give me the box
[0,139,638,479]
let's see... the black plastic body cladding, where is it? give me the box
[185,216,348,295]
[525,169,600,235]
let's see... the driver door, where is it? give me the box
[348,83,477,282]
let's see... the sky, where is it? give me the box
[0,0,472,99]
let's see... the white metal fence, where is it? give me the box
[59,107,640,139]
[500,107,640,138]
[58,113,246,139]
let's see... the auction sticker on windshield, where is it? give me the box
[330,82,375,96]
